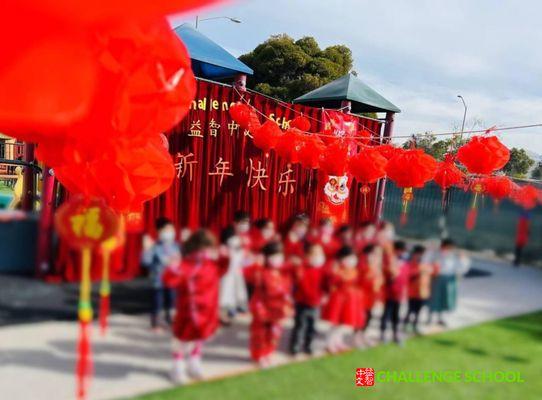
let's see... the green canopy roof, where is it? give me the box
[293,73,400,113]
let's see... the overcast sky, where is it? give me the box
[171,0,542,153]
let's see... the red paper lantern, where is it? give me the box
[434,154,464,190]
[386,148,437,225]
[229,102,261,132]
[375,144,402,160]
[320,140,350,176]
[511,185,539,210]
[482,175,513,201]
[457,135,510,174]
[290,115,311,131]
[386,149,437,188]
[252,120,283,153]
[349,147,388,185]
[298,136,326,169]
[275,128,305,164]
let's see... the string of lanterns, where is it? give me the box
[229,102,542,228]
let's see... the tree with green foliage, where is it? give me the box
[502,148,534,178]
[239,35,353,101]
[403,133,467,161]
[531,162,542,180]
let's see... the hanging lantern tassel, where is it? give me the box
[77,248,93,400]
[466,181,484,231]
[360,184,371,219]
[99,249,111,336]
[400,187,414,226]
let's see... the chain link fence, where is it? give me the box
[383,181,542,264]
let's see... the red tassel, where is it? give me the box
[465,208,478,231]
[76,321,92,400]
[400,211,408,226]
[99,294,110,336]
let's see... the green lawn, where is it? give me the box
[131,312,542,400]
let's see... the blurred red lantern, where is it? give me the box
[511,185,539,210]
[349,147,388,185]
[482,175,513,202]
[275,128,305,164]
[434,154,464,191]
[252,120,283,153]
[298,136,326,169]
[290,115,311,131]
[386,148,437,225]
[349,146,388,216]
[0,10,96,140]
[15,0,223,25]
[229,102,261,132]
[457,135,510,174]
[320,140,351,176]
[375,144,402,160]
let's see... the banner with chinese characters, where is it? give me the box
[146,79,382,232]
[54,79,382,281]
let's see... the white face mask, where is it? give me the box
[321,225,334,236]
[294,225,308,238]
[159,228,175,243]
[342,255,358,269]
[261,228,274,240]
[267,254,284,268]
[236,222,250,234]
[308,255,326,268]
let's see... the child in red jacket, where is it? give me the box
[247,241,292,368]
[355,244,383,347]
[288,242,328,356]
[162,229,223,384]
[322,245,366,353]
[380,240,408,345]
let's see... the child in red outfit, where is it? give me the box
[284,213,310,263]
[355,244,383,347]
[403,245,433,334]
[380,240,408,344]
[250,218,279,253]
[322,245,366,353]
[162,229,223,384]
[309,218,340,259]
[246,242,292,367]
[288,242,328,356]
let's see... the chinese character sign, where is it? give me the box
[149,79,382,231]
[55,196,120,249]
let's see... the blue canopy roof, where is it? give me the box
[174,24,253,80]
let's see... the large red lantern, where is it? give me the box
[349,147,387,215]
[386,148,437,224]
[319,139,351,176]
[298,135,326,169]
[290,115,311,131]
[375,143,402,160]
[275,128,305,164]
[252,120,283,154]
[229,102,261,132]
[456,135,510,174]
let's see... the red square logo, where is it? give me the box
[356,368,375,387]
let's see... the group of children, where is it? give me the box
[141,212,469,383]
